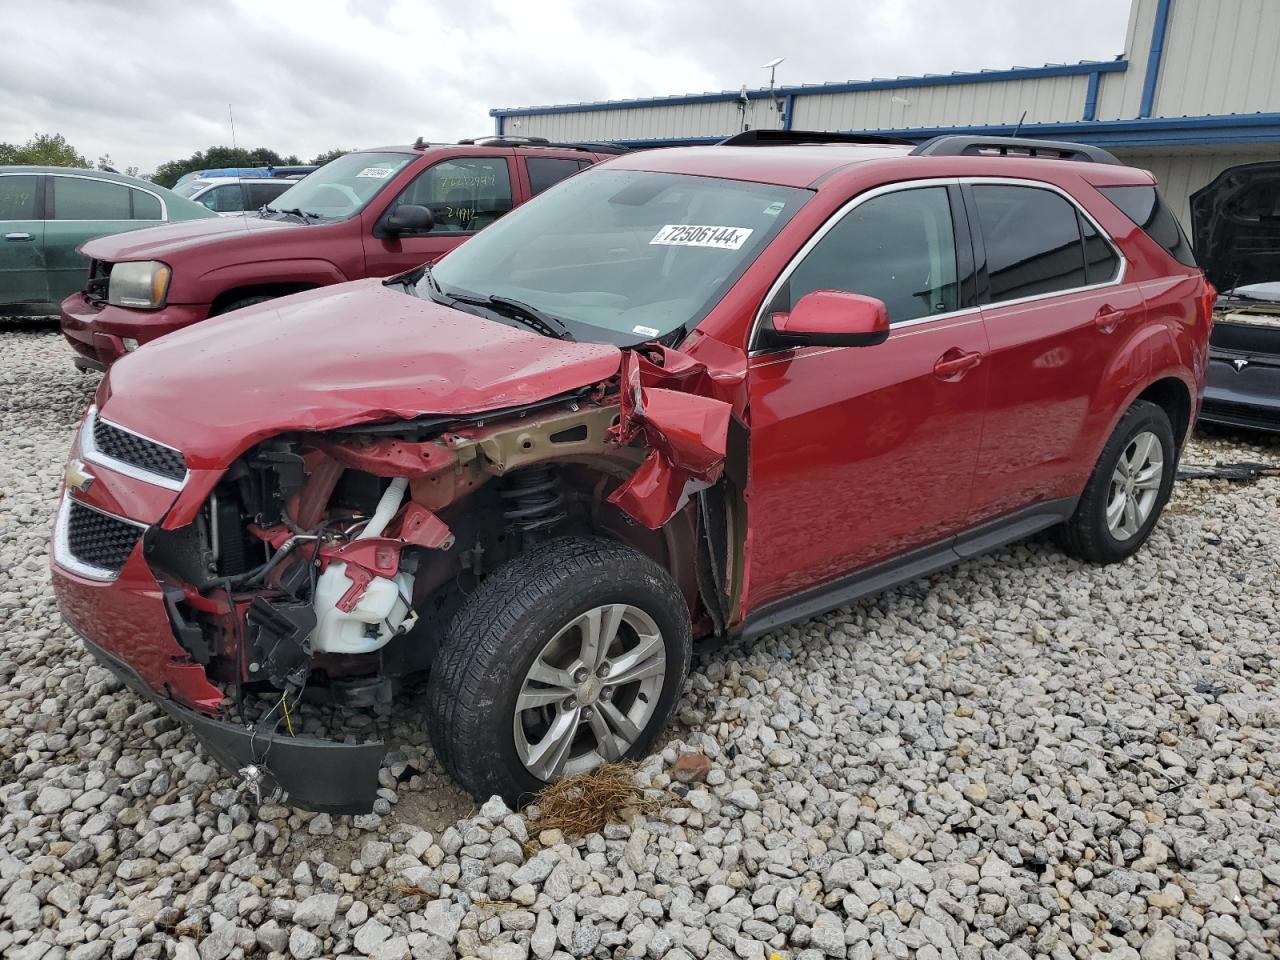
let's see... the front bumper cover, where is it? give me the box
[59,292,211,368]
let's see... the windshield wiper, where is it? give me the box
[480,295,575,341]
[266,206,318,224]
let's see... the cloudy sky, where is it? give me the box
[2,0,1132,175]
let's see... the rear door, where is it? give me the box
[0,173,48,308]
[45,175,160,302]
[966,180,1139,524]
[363,154,518,275]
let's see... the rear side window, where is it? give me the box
[0,175,39,219]
[972,185,1087,302]
[131,189,161,220]
[244,181,291,209]
[51,176,131,220]
[1080,215,1121,284]
[526,158,585,196]
[194,183,244,213]
[781,185,959,324]
[1099,185,1197,267]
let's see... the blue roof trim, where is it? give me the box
[1140,0,1174,119]
[605,114,1280,150]
[1083,70,1101,122]
[491,61,1127,118]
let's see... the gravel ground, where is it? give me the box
[1,322,1278,960]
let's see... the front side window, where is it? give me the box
[0,175,39,219]
[194,183,244,213]
[777,186,959,324]
[973,185,1088,302]
[267,151,414,219]
[390,157,513,234]
[527,157,586,197]
[51,176,131,220]
[426,169,808,345]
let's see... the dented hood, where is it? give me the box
[101,279,621,468]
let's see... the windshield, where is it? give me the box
[425,169,809,345]
[267,151,413,219]
[172,179,210,198]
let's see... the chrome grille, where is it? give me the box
[65,501,143,574]
[91,415,186,482]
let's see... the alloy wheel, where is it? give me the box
[1106,430,1164,541]
[513,603,667,781]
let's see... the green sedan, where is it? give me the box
[0,166,216,316]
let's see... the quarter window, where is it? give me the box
[1080,214,1120,284]
[131,189,162,220]
[526,157,586,196]
[972,185,1088,302]
[0,175,39,219]
[390,157,513,234]
[51,176,131,220]
[779,186,959,324]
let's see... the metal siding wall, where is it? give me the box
[1115,149,1280,228]
[787,74,1089,130]
[1096,0,1157,120]
[508,101,746,141]
[1153,0,1280,117]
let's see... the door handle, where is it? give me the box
[1094,304,1126,333]
[934,348,983,380]
[4,232,33,241]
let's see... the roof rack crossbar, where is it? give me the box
[910,134,1121,165]
[719,129,916,147]
[456,136,628,155]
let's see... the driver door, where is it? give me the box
[363,155,518,276]
[744,183,989,611]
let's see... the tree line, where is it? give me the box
[0,132,349,186]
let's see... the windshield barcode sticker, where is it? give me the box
[356,167,395,179]
[650,224,753,250]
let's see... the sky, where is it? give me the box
[0,0,1133,176]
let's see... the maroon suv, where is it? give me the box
[59,137,623,368]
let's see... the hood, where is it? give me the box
[80,214,300,261]
[1190,161,1280,292]
[101,279,622,468]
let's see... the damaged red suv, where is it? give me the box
[51,131,1212,812]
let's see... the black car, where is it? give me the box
[1191,162,1280,432]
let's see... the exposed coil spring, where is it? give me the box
[500,465,565,531]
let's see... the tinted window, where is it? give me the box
[1080,214,1120,284]
[781,186,958,324]
[195,183,244,213]
[391,157,513,233]
[244,181,291,209]
[527,157,584,196]
[131,189,162,220]
[1099,185,1197,267]
[51,176,131,220]
[0,175,39,219]
[973,185,1086,302]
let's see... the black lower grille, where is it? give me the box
[85,260,112,305]
[93,416,186,481]
[66,502,143,572]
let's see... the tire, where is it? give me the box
[210,295,273,317]
[1059,399,1177,564]
[427,536,692,803]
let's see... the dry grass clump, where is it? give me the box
[525,762,662,839]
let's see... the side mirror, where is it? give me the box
[766,289,890,348]
[380,203,434,237]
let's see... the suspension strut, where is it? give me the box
[500,465,565,532]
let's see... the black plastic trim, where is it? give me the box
[911,135,1121,165]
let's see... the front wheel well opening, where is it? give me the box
[209,283,319,316]
[1137,378,1192,451]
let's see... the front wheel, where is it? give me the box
[427,537,692,802]
[1059,399,1177,564]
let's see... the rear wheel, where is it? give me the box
[427,537,692,802]
[1060,400,1176,564]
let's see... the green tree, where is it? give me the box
[0,133,90,168]
[310,149,350,166]
[150,146,303,188]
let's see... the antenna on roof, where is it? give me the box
[1013,109,1027,137]
[761,57,786,128]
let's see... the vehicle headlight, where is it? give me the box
[108,261,172,309]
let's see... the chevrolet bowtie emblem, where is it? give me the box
[1231,358,1249,372]
[66,459,95,494]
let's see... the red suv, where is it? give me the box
[50,132,1212,811]
[58,137,623,369]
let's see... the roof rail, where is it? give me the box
[910,135,1122,165]
[457,136,629,155]
[719,129,916,147]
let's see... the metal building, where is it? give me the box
[489,0,1280,225]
